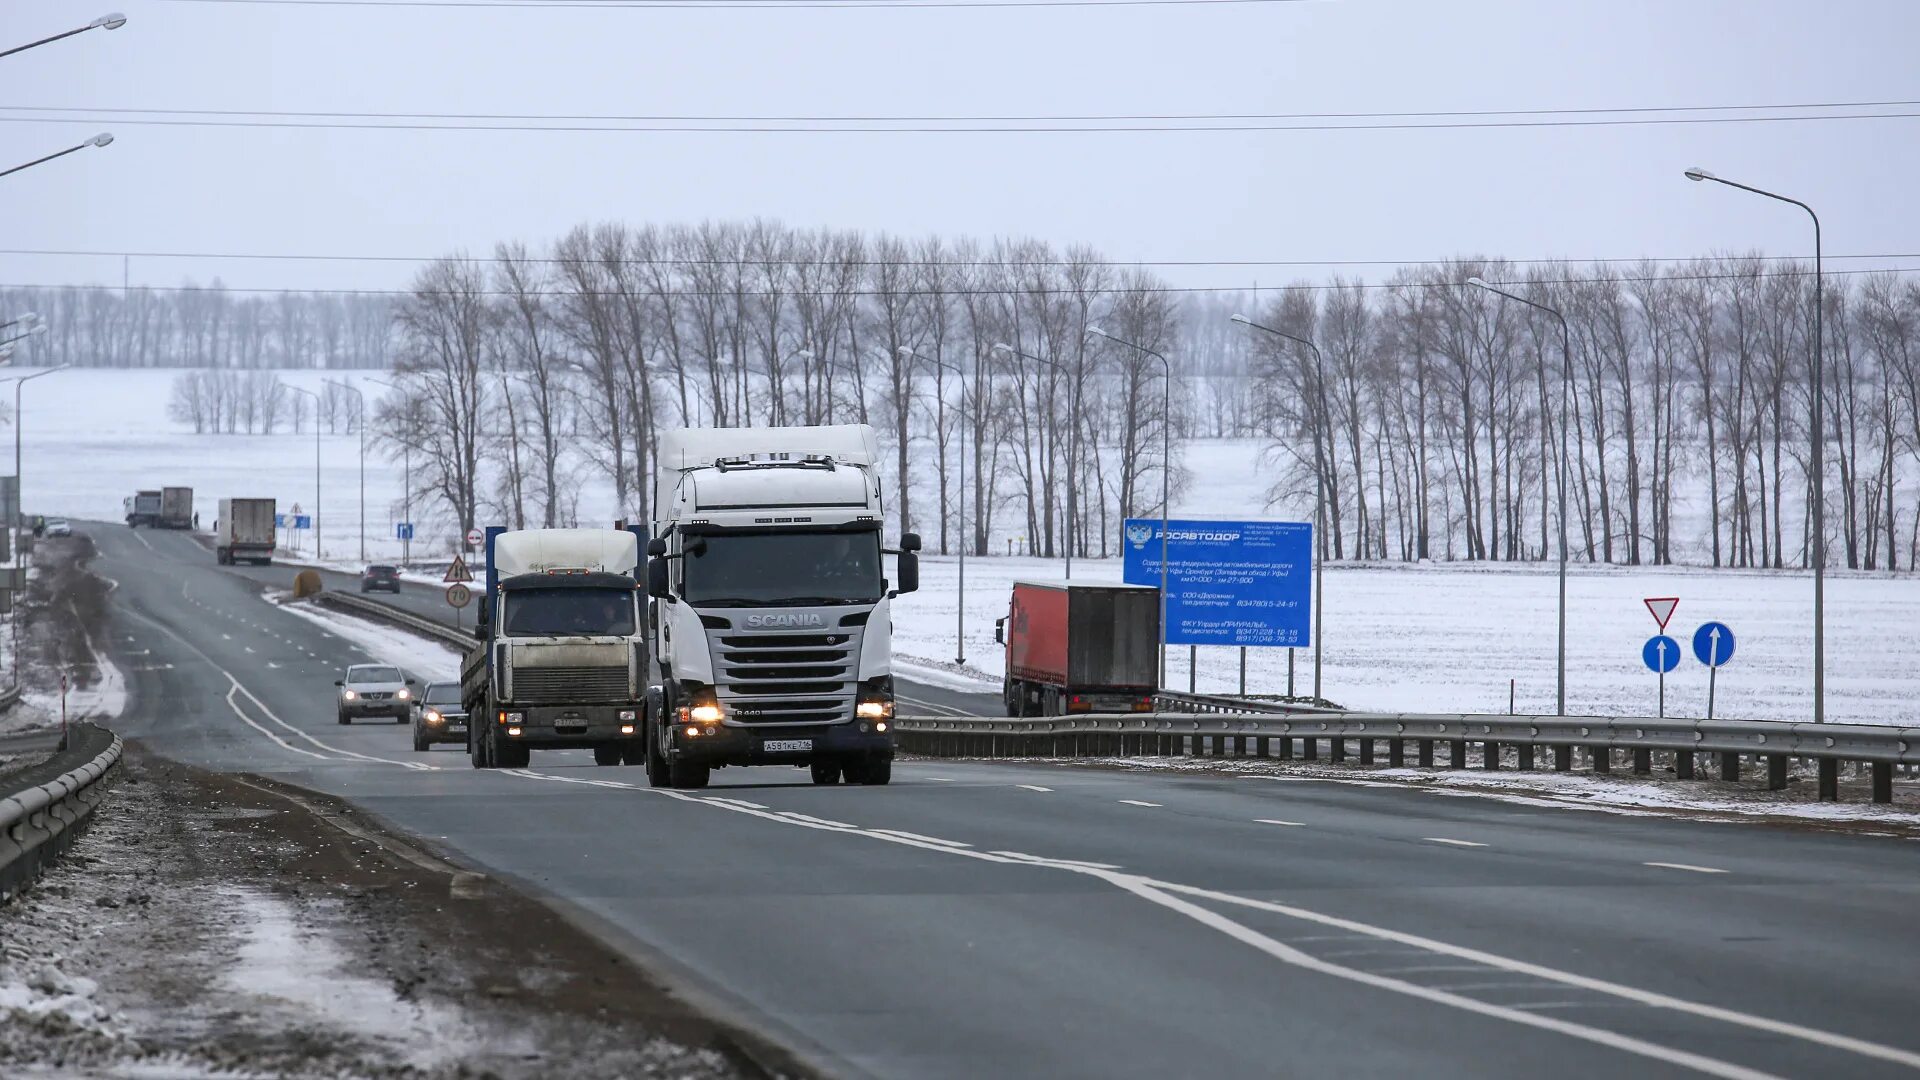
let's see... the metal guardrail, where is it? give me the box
[0,683,21,712]
[1153,689,1336,715]
[892,711,1919,805]
[313,591,474,651]
[0,722,122,901]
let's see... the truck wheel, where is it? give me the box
[669,760,710,789]
[1043,689,1061,717]
[645,741,672,787]
[496,735,531,769]
[620,740,646,767]
[470,727,490,769]
[592,744,622,767]
[810,761,842,785]
[863,756,893,786]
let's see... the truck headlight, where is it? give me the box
[678,687,724,725]
[497,710,524,725]
[856,699,892,720]
[688,704,723,724]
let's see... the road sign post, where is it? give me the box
[1692,621,1736,720]
[1642,635,1680,718]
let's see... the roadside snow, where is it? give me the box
[269,596,463,683]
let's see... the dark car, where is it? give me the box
[361,564,402,593]
[412,681,468,752]
[335,664,414,724]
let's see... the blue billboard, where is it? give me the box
[1122,518,1313,647]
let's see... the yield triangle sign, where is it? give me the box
[1644,596,1679,631]
[445,555,474,584]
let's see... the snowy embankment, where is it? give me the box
[270,595,463,683]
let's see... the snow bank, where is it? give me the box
[270,596,463,683]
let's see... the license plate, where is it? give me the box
[762,739,813,753]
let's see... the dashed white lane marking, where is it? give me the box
[501,768,1879,1077]
[922,776,958,782]
[1118,799,1161,807]
[872,829,971,848]
[1016,784,1053,792]
[703,797,768,810]
[1425,838,1488,848]
[1645,861,1728,874]
[1255,819,1305,827]
[777,812,857,830]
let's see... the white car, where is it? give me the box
[44,519,72,538]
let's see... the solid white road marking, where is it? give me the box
[1424,838,1488,848]
[1644,861,1728,874]
[871,829,972,848]
[703,797,768,810]
[1119,799,1161,807]
[1255,819,1305,827]
[1017,784,1053,792]
[922,776,958,782]
[778,812,857,829]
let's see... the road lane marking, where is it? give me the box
[702,797,768,810]
[499,766,1919,1074]
[922,776,957,782]
[1118,799,1161,807]
[1645,862,1728,874]
[778,812,857,829]
[1424,838,1488,848]
[1016,784,1053,792]
[1255,819,1305,827]
[872,829,971,848]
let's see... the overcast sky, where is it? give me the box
[4,0,1918,296]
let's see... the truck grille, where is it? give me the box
[512,665,629,704]
[710,629,859,725]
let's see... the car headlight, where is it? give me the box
[424,710,442,724]
[396,688,411,701]
[342,689,358,701]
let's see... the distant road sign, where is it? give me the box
[274,514,287,528]
[1642,635,1681,673]
[396,522,414,541]
[1121,517,1312,647]
[1692,621,1735,667]
[1644,597,1679,630]
[444,555,474,584]
[465,527,483,548]
[293,514,312,530]
[445,583,471,609]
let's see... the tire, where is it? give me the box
[413,731,429,752]
[620,740,645,767]
[337,713,350,725]
[810,760,842,785]
[593,744,622,767]
[495,734,531,769]
[1042,688,1061,717]
[669,760,710,789]
[645,735,672,788]
[395,712,407,725]
[863,756,893,786]
[470,726,490,769]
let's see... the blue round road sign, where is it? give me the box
[1642,635,1681,673]
[1692,621,1735,667]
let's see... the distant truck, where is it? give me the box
[215,498,277,565]
[123,490,162,528]
[643,424,918,789]
[461,527,648,770]
[994,580,1160,717]
[158,486,194,529]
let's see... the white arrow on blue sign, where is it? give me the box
[396,522,414,541]
[1692,622,1735,667]
[1642,635,1681,673]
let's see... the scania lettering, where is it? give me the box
[643,424,919,789]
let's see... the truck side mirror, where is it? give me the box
[894,550,919,596]
[994,617,1006,646]
[647,558,671,599]
[646,537,667,558]
[900,531,923,552]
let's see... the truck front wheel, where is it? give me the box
[494,730,530,769]
[843,755,893,786]
[644,719,672,788]
[669,760,710,789]
[810,760,842,785]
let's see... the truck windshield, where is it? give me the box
[503,588,637,636]
[681,530,883,606]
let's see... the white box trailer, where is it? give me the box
[216,498,276,565]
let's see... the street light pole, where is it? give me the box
[0,13,126,60]
[11,365,69,687]
[323,379,366,563]
[991,343,1079,578]
[0,133,114,181]
[1085,327,1173,688]
[1685,167,1825,724]
[280,385,321,559]
[1460,281,1571,716]
[1229,315,1330,702]
[902,346,969,665]
[367,377,411,566]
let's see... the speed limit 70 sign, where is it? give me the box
[445,583,472,609]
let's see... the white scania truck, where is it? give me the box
[643,424,919,789]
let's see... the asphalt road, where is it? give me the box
[88,520,1920,1079]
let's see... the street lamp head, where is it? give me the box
[1465,276,1491,290]
[1683,167,1714,182]
[88,132,114,148]
[92,12,128,29]
[1085,326,1109,341]
[1229,314,1251,325]
[989,342,1014,356]
[28,324,47,337]
[795,348,814,360]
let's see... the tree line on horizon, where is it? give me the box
[20,222,1920,572]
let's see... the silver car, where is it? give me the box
[412,681,468,751]
[335,664,414,724]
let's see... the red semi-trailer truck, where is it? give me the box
[994,579,1160,716]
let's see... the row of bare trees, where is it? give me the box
[1223,260,1920,571]
[166,370,362,435]
[4,284,394,370]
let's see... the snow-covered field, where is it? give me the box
[18,366,1920,728]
